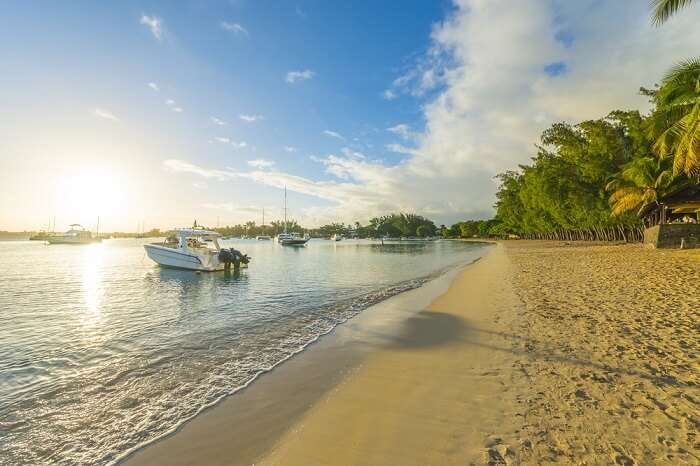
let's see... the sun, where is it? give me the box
[53,167,129,224]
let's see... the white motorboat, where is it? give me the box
[331,234,343,242]
[144,229,250,271]
[256,235,272,241]
[47,224,100,244]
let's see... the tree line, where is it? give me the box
[447,1,700,242]
[210,213,439,239]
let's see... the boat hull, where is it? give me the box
[278,239,309,246]
[144,244,223,271]
[46,236,100,244]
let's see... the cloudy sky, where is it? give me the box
[2,0,700,231]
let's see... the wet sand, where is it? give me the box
[125,241,700,465]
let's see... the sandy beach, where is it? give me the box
[125,241,699,465]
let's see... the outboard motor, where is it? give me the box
[218,248,251,270]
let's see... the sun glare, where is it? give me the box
[53,167,128,225]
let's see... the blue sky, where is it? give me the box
[2,1,700,231]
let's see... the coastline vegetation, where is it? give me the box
[476,1,700,241]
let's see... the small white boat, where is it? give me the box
[331,234,343,242]
[47,224,100,244]
[144,229,250,271]
[256,235,272,241]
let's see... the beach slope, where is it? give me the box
[258,243,525,465]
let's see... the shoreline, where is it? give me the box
[122,247,493,465]
[124,241,700,465]
[253,241,522,465]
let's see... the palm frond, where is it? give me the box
[651,0,696,25]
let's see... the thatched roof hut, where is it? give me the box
[638,184,700,225]
[639,185,700,248]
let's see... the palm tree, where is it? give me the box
[607,156,685,215]
[647,59,700,176]
[651,0,695,25]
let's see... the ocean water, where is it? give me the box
[0,238,489,465]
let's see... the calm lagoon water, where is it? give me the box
[0,238,489,465]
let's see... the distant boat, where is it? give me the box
[331,234,343,242]
[29,231,54,241]
[277,186,310,246]
[47,224,101,245]
[256,208,271,241]
[144,228,250,271]
[277,232,310,246]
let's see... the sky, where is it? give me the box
[2,0,700,232]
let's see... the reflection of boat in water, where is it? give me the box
[144,229,250,271]
[47,224,101,244]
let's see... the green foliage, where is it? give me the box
[647,58,700,176]
[317,222,348,237]
[215,220,303,237]
[491,110,694,236]
[651,0,695,25]
[369,213,437,238]
[441,219,500,238]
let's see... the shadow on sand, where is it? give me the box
[381,308,693,389]
[388,311,466,349]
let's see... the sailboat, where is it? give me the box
[256,208,272,240]
[277,187,309,246]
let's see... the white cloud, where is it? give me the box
[220,21,248,35]
[210,117,226,126]
[283,146,298,152]
[382,89,397,100]
[322,130,344,140]
[239,114,263,122]
[165,1,700,226]
[385,143,418,155]
[340,147,366,159]
[148,82,159,92]
[202,203,262,215]
[140,14,163,41]
[163,159,234,181]
[163,99,181,112]
[247,159,275,169]
[285,69,315,83]
[386,123,417,141]
[214,137,246,148]
[93,108,120,122]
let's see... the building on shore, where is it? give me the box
[640,185,700,248]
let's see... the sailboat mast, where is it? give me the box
[283,186,288,233]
